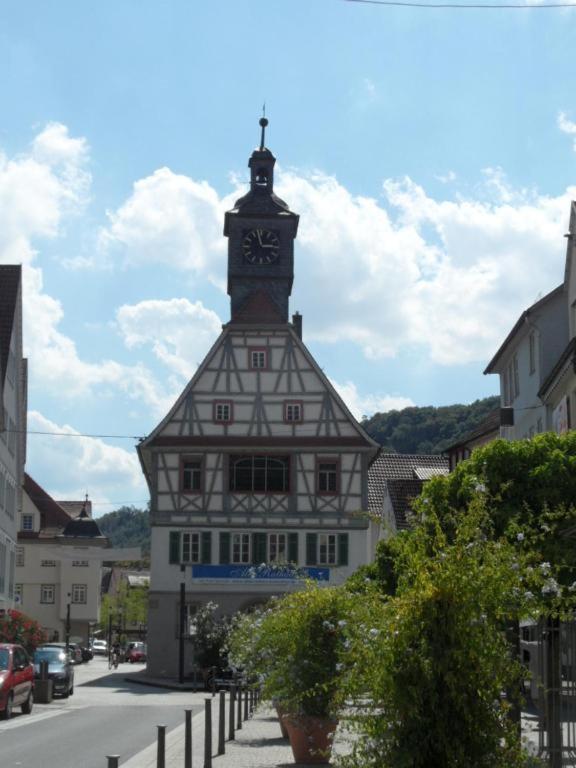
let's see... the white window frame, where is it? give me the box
[250,349,267,370]
[232,533,250,564]
[284,402,302,423]
[21,514,34,532]
[16,546,25,567]
[268,533,287,563]
[40,584,55,604]
[41,560,57,567]
[318,534,337,565]
[214,401,232,423]
[181,532,201,564]
[71,584,87,604]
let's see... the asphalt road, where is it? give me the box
[0,656,204,768]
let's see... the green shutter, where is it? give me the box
[288,532,298,564]
[252,532,267,564]
[306,533,317,566]
[219,532,231,564]
[169,531,180,564]
[338,533,349,566]
[201,531,212,564]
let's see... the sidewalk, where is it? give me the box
[121,696,352,768]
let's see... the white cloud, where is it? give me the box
[558,111,576,151]
[331,379,414,421]
[116,298,223,379]
[26,411,148,516]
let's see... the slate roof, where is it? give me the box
[368,452,449,516]
[61,504,105,539]
[387,478,425,530]
[0,265,21,385]
[23,473,71,531]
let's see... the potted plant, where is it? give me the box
[229,585,353,764]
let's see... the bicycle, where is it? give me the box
[109,650,119,670]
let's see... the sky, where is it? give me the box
[1,0,576,515]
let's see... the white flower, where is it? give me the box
[540,562,551,574]
[322,620,334,631]
[524,591,534,600]
[541,577,560,597]
[475,483,486,493]
[338,620,347,628]
[369,628,379,637]
[516,532,524,542]
[335,663,343,672]
[569,582,576,592]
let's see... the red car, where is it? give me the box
[126,642,147,663]
[0,643,34,719]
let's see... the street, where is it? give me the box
[0,657,204,768]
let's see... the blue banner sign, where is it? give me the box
[191,564,329,582]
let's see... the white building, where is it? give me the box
[16,474,140,644]
[139,122,379,678]
[0,266,26,613]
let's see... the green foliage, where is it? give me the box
[228,585,358,718]
[419,433,576,589]
[362,396,499,454]
[340,504,540,768]
[0,609,46,653]
[100,581,148,635]
[98,506,150,562]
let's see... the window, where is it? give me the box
[40,584,55,604]
[317,460,339,494]
[249,348,268,370]
[41,560,57,567]
[71,584,87,604]
[229,455,290,493]
[284,401,303,423]
[306,532,348,567]
[268,533,287,563]
[213,400,233,424]
[21,514,34,532]
[529,332,536,375]
[181,458,202,493]
[181,532,201,564]
[14,584,22,605]
[16,546,24,567]
[72,560,89,567]
[232,533,250,564]
[509,354,520,400]
[319,534,337,565]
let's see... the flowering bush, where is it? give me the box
[0,609,46,653]
[228,585,359,719]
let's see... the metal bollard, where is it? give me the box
[184,708,192,768]
[237,686,242,730]
[106,757,120,768]
[204,697,212,768]
[157,724,166,768]
[228,685,236,741]
[218,690,226,755]
[249,687,254,716]
[243,686,249,720]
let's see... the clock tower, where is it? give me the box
[224,118,299,324]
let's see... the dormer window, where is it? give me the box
[21,514,34,532]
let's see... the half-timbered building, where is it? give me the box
[139,121,379,678]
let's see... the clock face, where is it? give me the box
[242,229,280,265]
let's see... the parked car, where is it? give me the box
[39,642,81,665]
[33,645,74,698]
[91,639,107,656]
[80,646,93,662]
[126,642,147,663]
[0,643,34,719]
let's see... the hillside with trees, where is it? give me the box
[97,506,150,558]
[361,395,500,454]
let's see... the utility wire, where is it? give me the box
[346,0,576,8]
[3,429,145,441]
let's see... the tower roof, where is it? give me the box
[61,496,105,539]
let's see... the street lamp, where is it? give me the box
[178,564,186,684]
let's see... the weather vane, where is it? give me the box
[259,102,268,150]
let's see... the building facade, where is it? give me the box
[0,266,26,613]
[139,124,379,678]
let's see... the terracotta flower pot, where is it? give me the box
[282,714,338,764]
[274,703,289,739]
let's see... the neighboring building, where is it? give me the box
[444,408,501,471]
[0,266,26,612]
[16,474,140,644]
[139,122,379,678]
[101,567,149,639]
[368,453,449,535]
[484,285,567,441]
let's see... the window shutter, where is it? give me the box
[219,532,231,564]
[338,533,349,566]
[201,532,212,564]
[252,532,267,564]
[288,532,299,564]
[169,532,180,564]
[306,533,317,566]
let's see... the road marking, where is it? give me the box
[0,707,80,732]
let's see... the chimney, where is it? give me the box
[292,312,302,340]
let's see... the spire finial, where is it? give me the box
[259,104,268,151]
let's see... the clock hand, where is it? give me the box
[257,229,263,246]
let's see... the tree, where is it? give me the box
[100,581,148,639]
